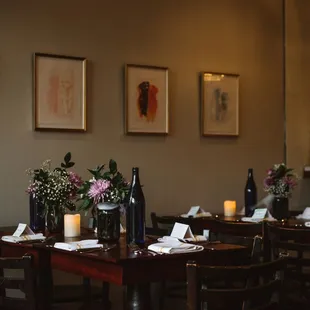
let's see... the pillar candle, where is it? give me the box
[64,214,81,237]
[224,200,237,217]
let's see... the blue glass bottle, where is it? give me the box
[244,168,257,217]
[126,167,145,245]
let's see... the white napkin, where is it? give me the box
[180,212,212,218]
[148,241,204,254]
[1,233,46,243]
[241,216,276,223]
[157,235,207,243]
[54,239,102,251]
[296,207,310,220]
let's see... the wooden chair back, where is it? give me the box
[150,212,178,233]
[187,258,286,310]
[209,220,263,263]
[267,224,310,307]
[0,254,36,310]
[145,226,169,237]
[210,219,262,237]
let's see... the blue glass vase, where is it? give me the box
[29,195,45,232]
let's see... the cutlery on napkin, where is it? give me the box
[148,241,204,254]
[1,233,46,243]
[54,239,103,251]
[157,235,207,243]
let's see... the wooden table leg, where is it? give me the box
[102,281,111,309]
[123,283,152,310]
[37,249,53,310]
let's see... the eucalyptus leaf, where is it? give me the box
[109,159,117,174]
[64,152,71,164]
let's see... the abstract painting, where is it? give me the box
[33,53,87,131]
[201,72,239,136]
[125,64,169,134]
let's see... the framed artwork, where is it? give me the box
[33,53,87,131]
[201,72,239,136]
[125,64,169,135]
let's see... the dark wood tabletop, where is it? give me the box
[0,229,248,310]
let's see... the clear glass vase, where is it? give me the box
[45,206,64,233]
[97,203,120,243]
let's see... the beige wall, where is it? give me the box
[286,0,310,208]
[0,0,284,226]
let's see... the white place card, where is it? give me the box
[170,222,194,239]
[251,208,267,220]
[12,223,35,237]
[203,229,209,240]
[187,206,205,217]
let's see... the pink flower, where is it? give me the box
[26,183,36,194]
[69,171,83,187]
[88,179,111,204]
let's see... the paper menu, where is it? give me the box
[170,222,194,239]
[12,223,35,237]
[187,206,205,217]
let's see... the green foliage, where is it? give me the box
[77,159,129,211]
[61,152,75,169]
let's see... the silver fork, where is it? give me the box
[128,243,161,256]
[78,244,116,254]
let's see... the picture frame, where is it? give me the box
[201,72,239,136]
[33,53,87,132]
[125,64,169,135]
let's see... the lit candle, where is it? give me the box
[224,200,236,217]
[64,214,81,237]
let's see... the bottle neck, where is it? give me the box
[131,168,140,186]
[248,169,254,179]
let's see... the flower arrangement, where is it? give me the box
[26,152,82,214]
[263,163,299,198]
[78,159,129,211]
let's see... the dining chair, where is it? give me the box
[267,223,310,309]
[209,219,263,263]
[0,254,36,310]
[186,258,287,310]
[150,212,178,234]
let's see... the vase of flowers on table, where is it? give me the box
[78,159,129,242]
[26,152,82,233]
[263,163,299,220]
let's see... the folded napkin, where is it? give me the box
[148,241,204,254]
[296,207,310,220]
[180,212,212,218]
[1,233,46,243]
[157,235,207,243]
[54,239,103,251]
[241,210,276,223]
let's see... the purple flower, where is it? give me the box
[88,179,111,204]
[264,177,274,187]
[26,182,38,194]
[69,171,83,187]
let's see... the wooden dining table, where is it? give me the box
[0,229,248,310]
